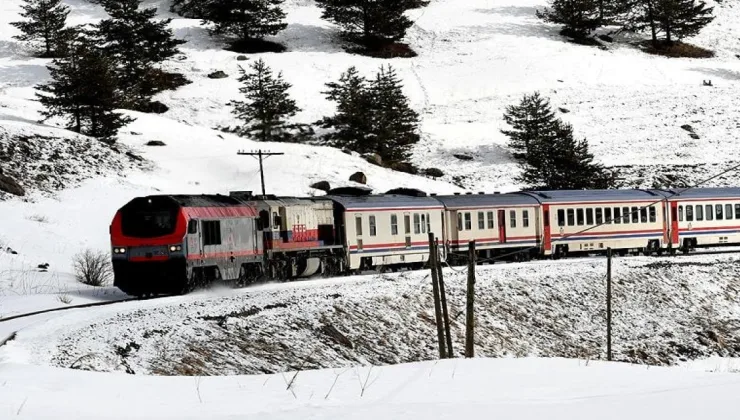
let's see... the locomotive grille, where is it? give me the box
[129,246,168,259]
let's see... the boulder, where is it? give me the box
[0,173,25,196]
[390,162,418,174]
[349,171,367,184]
[310,180,331,192]
[559,107,570,113]
[689,133,700,140]
[453,153,473,161]
[424,167,444,178]
[6,247,17,255]
[680,124,694,132]
[598,34,614,43]
[146,140,167,146]
[364,153,383,166]
[207,71,228,79]
[236,55,248,61]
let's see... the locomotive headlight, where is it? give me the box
[169,245,182,252]
[113,247,126,254]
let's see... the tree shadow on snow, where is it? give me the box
[0,63,49,87]
[441,143,514,165]
[464,7,562,41]
[473,6,541,19]
[690,67,740,82]
[271,24,346,54]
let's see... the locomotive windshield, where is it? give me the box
[120,196,179,238]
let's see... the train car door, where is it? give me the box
[498,209,507,243]
[542,205,551,252]
[404,212,411,248]
[670,201,679,245]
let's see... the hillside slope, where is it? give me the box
[0,0,739,296]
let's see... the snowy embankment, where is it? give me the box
[2,253,739,375]
[2,357,739,420]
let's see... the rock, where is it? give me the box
[0,173,25,196]
[6,247,17,255]
[310,180,331,192]
[341,149,352,155]
[364,153,383,166]
[319,324,353,349]
[126,151,144,161]
[236,55,248,61]
[453,153,473,161]
[37,263,49,271]
[598,34,614,43]
[559,107,570,113]
[680,124,694,132]
[424,167,444,178]
[144,101,169,114]
[349,171,367,184]
[390,162,418,174]
[689,133,700,139]
[146,140,167,146]
[207,71,228,79]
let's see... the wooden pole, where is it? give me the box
[435,238,453,358]
[606,247,612,362]
[465,241,476,358]
[428,232,446,359]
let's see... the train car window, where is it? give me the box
[726,204,733,220]
[404,215,411,234]
[631,207,639,223]
[649,207,656,223]
[622,207,630,224]
[640,207,648,223]
[465,213,472,230]
[478,212,485,230]
[716,204,723,220]
[695,205,703,221]
[686,205,693,221]
[188,219,198,234]
[202,221,222,246]
[427,213,431,233]
[457,213,463,231]
[605,208,612,224]
[355,216,363,236]
[567,209,575,226]
[414,214,421,234]
[576,209,584,226]
[487,211,495,229]
[679,206,684,221]
[510,210,517,228]
[523,210,530,227]
[705,205,713,221]
[586,208,594,225]
[736,204,740,220]
[613,207,621,224]
[273,212,281,229]
[595,208,603,224]
[391,214,398,235]
[557,209,565,227]
[369,216,377,236]
[420,214,426,234]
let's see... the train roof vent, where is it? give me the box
[229,190,253,199]
[430,193,437,196]
[465,192,472,195]
[478,191,484,194]
[385,188,427,197]
[493,191,501,194]
[327,186,372,196]
[453,192,460,195]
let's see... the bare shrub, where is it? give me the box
[57,293,73,304]
[73,249,112,286]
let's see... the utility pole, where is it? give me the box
[465,241,476,358]
[428,232,446,359]
[606,247,612,361]
[435,238,453,358]
[237,149,284,196]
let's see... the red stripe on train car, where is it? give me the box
[349,240,430,250]
[551,228,663,237]
[186,250,262,260]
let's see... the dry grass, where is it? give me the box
[640,40,715,58]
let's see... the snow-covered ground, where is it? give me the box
[2,357,739,420]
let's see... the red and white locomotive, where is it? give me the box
[110,187,740,296]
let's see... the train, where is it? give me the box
[109,187,740,296]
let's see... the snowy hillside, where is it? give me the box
[1,0,740,291]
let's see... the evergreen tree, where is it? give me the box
[315,0,429,44]
[628,0,713,45]
[170,0,214,19]
[367,65,420,163]
[11,0,70,57]
[204,0,287,47]
[501,92,559,161]
[96,0,185,108]
[320,65,421,164]
[318,67,374,153]
[228,59,300,142]
[537,0,601,38]
[502,93,614,190]
[36,39,133,142]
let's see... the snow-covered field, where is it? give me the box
[2,0,740,416]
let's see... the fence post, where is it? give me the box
[465,241,476,358]
[435,238,453,358]
[428,232,446,359]
[606,247,612,362]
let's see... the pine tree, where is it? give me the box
[501,92,560,162]
[628,0,713,45]
[170,0,214,19]
[537,0,602,39]
[11,0,70,57]
[315,0,428,44]
[96,0,185,108]
[367,65,420,163]
[36,39,133,142]
[228,59,300,142]
[318,67,374,153]
[204,0,287,50]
